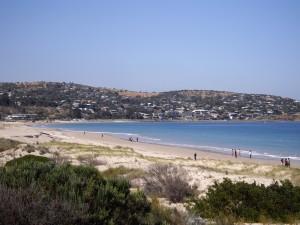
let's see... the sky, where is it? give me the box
[0,0,299,99]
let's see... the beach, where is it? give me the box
[0,121,299,195]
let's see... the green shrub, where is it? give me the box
[191,178,300,223]
[0,184,87,225]
[0,155,171,225]
[5,154,50,167]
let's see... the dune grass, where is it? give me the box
[42,141,139,157]
[102,166,145,180]
[0,138,22,152]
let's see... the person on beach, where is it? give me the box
[287,158,291,168]
[249,150,252,159]
[84,131,86,135]
[194,153,197,160]
[281,158,284,166]
[234,149,237,158]
[136,137,139,142]
[101,133,104,138]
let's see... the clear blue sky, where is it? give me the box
[0,0,299,99]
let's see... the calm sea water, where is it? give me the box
[45,121,300,160]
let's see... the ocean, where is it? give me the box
[45,121,300,161]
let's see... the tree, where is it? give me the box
[0,93,10,106]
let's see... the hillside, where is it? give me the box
[0,81,299,121]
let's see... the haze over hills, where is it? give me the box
[0,81,299,121]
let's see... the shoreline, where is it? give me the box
[35,123,299,167]
[39,120,300,165]
[39,118,300,123]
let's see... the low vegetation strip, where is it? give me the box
[0,138,22,152]
[42,141,139,156]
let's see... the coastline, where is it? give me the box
[1,121,299,194]
[41,119,300,163]
[47,127,300,167]
[40,118,300,123]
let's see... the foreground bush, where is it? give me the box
[144,164,195,203]
[0,185,86,225]
[0,155,171,225]
[191,178,300,223]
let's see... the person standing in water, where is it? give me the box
[234,149,237,158]
[249,150,252,159]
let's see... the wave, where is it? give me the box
[110,120,138,123]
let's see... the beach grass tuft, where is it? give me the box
[0,138,22,152]
[102,166,145,180]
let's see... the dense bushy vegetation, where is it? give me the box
[2,154,300,224]
[0,184,86,225]
[144,164,196,203]
[191,178,300,223]
[0,155,171,225]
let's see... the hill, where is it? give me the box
[0,81,299,121]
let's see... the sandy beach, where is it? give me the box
[0,121,299,195]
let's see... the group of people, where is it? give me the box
[231,148,252,159]
[281,158,291,167]
[129,137,139,142]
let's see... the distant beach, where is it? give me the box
[44,120,300,162]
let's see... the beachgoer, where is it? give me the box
[136,137,139,142]
[249,150,252,159]
[288,158,291,168]
[194,153,197,160]
[234,149,237,158]
[101,133,104,138]
[285,158,288,167]
[280,158,284,166]
[84,131,86,135]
